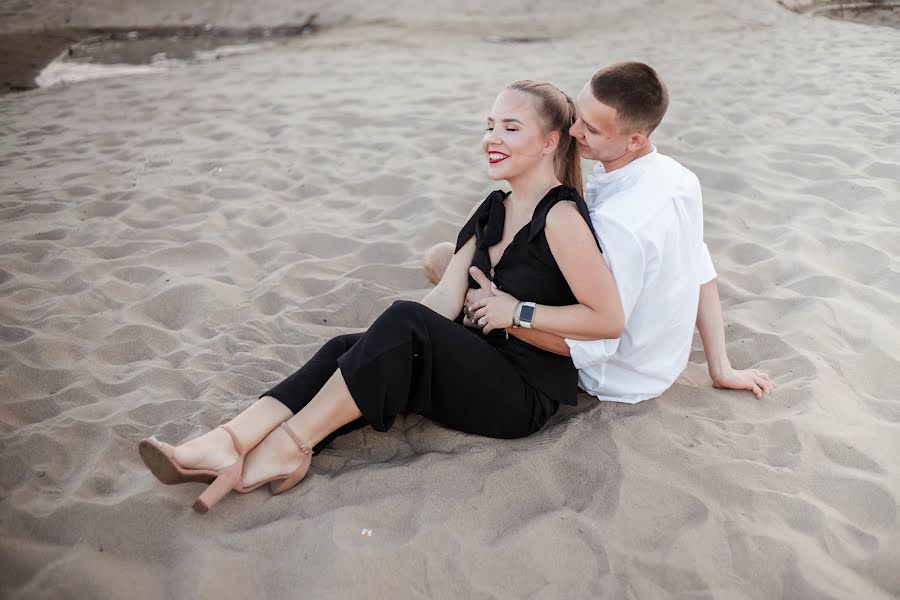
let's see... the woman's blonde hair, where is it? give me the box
[506,80,582,196]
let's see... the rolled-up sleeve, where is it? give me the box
[697,242,717,284]
[565,217,645,370]
[686,173,717,285]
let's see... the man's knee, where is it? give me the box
[422,242,455,285]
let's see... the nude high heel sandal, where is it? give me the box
[191,425,247,514]
[188,423,310,512]
[139,424,243,487]
[269,422,313,496]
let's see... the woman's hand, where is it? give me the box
[468,268,519,334]
[461,268,495,328]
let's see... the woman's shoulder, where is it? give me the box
[535,186,601,252]
[527,185,587,240]
[534,185,584,218]
[542,201,583,237]
[543,184,584,204]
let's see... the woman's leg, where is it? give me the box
[262,333,369,453]
[172,396,292,470]
[241,369,363,487]
[240,301,550,488]
[171,333,364,470]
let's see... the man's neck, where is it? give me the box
[600,144,653,173]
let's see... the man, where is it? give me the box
[424,62,772,402]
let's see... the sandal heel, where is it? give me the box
[192,461,242,514]
[270,458,311,495]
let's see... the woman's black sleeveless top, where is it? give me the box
[454,184,601,406]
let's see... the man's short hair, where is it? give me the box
[590,62,669,134]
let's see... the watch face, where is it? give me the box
[519,304,535,323]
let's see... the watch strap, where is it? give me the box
[512,301,523,328]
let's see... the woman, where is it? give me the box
[139,81,625,513]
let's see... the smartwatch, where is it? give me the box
[518,302,536,329]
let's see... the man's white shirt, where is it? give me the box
[566,147,717,403]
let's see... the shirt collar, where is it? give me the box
[585,145,658,207]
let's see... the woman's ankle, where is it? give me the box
[174,428,240,469]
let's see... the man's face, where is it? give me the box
[568,84,633,164]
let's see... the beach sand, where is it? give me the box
[1,1,899,597]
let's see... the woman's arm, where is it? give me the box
[465,266,571,354]
[420,236,475,320]
[420,197,485,320]
[471,201,624,340]
[535,201,624,339]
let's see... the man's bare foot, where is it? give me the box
[173,428,241,471]
[241,425,307,489]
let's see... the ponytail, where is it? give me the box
[556,95,583,196]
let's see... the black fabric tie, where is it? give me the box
[475,191,507,250]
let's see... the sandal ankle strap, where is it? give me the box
[280,422,312,455]
[217,424,244,456]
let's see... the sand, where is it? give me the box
[1,0,899,598]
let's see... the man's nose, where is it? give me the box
[568,119,581,137]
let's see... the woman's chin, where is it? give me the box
[486,164,512,180]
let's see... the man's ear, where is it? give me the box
[627,131,649,153]
[544,130,561,155]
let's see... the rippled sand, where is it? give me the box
[1,1,899,598]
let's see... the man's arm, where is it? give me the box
[507,328,570,356]
[696,279,773,398]
[696,279,730,378]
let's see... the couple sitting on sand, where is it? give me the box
[140,62,772,513]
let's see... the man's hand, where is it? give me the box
[711,366,773,399]
[696,279,774,399]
